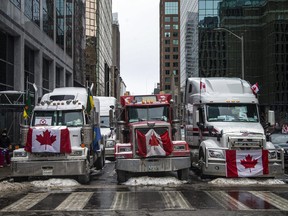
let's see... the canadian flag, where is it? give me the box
[25,126,71,153]
[251,83,259,94]
[137,129,173,157]
[226,150,269,177]
[200,81,206,91]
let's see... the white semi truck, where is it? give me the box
[184,77,284,178]
[95,96,117,159]
[11,87,105,184]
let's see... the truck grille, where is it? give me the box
[30,153,66,160]
[229,137,263,150]
[136,127,168,135]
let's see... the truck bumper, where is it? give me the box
[201,161,284,177]
[11,160,87,177]
[105,147,115,159]
[115,157,190,173]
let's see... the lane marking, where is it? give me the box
[160,191,194,209]
[1,193,49,211]
[249,191,288,211]
[55,192,93,211]
[206,191,251,210]
[110,192,138,210]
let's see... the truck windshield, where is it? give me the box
[206,104,259,122]
[127,106,169,123]
[32,110,84,126]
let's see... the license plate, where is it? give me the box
[148,165,159,171]
[42,167,53,176]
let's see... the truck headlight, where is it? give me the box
[208,150,224,159]
[13,151,28,157]
[106,140,115,148]
[70,150,83,156]
[268,150,277,159]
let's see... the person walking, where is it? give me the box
[0,129,11,168]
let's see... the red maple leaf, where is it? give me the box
[36,130,57,149]
[240,154,258,172]
[149,133,159,146]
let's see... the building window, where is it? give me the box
[173,55,178,59]
[165,55,170,60]
[173,62,178,67]
[165,62,170,67]
[173,32,178,37]
[173,40,178,45]
[42,58,50,94]
[43,0,54,40]
[56,0,64,49]
[165,85,171,90]
[165,40,170,45]
[173,47,178,52]
[10,0,21,9]
[24,46,35,92]
[165,70,170,75]
[165,25,170,30]
[165,32,170,37]
[0,31,14,91]
[165,47,170,52]
[165,2,178,15]
[173,24,178,30]
[56,66,62,88]
[24,0,40,26]
[66,1,73,57]
[164,17,170,22]
[172,17,178,22]
[165,77,171,82]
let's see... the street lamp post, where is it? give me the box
[214,28,244,80]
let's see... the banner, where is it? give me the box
[137,129,173,157]
[226,150,269,177]
[25,127,71,153]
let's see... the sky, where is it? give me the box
[112,0,159,95]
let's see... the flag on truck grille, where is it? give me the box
[226,150,269,177]
[136,129,173,157]
[25,127,71,153]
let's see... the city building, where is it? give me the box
[0,0,85,143]
[85,0,113,96]
[195,0,288,123]
[159,0,181,115]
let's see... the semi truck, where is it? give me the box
[11,87,104,184]
[184,77,284,178]
[94,96,117,159]
[114,93,191,183]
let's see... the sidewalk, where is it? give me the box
[0,165,11,181]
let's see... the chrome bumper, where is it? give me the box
[11,160,87,177]
[115,157,190,173]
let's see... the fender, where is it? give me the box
[199,139,221,158]
[266,141,276,150]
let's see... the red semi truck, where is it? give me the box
[114,93,190,183]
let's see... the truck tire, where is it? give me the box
[95,151,105,170]
[177,168,189,181]
[78,173,90,184]
[199,151,209,179]
[116,170,127,184]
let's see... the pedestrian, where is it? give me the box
[0,129,11,168]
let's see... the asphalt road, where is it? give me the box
[0,161,288,216]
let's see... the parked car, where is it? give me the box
[270,133,288,169]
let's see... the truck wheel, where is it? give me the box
[116,170,127,184]
[78,173,90,184]
[95,151,105,170]
[177,168,189,181]
[199,151,209,179]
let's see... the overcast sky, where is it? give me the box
[112,0,159,95]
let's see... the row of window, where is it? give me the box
[164,32,178,37]
[165,55,178,60]
[164,62,179,67]
[164,24,179,30]
[164,47,178,52]
[164,16,178,22]
[164,39,179,45]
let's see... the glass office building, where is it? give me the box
[196,0,288,123]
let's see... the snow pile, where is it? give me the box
[0,181,31,193]
[209,178,286,185]
[30,178,80,189]
[123,176,186,186]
